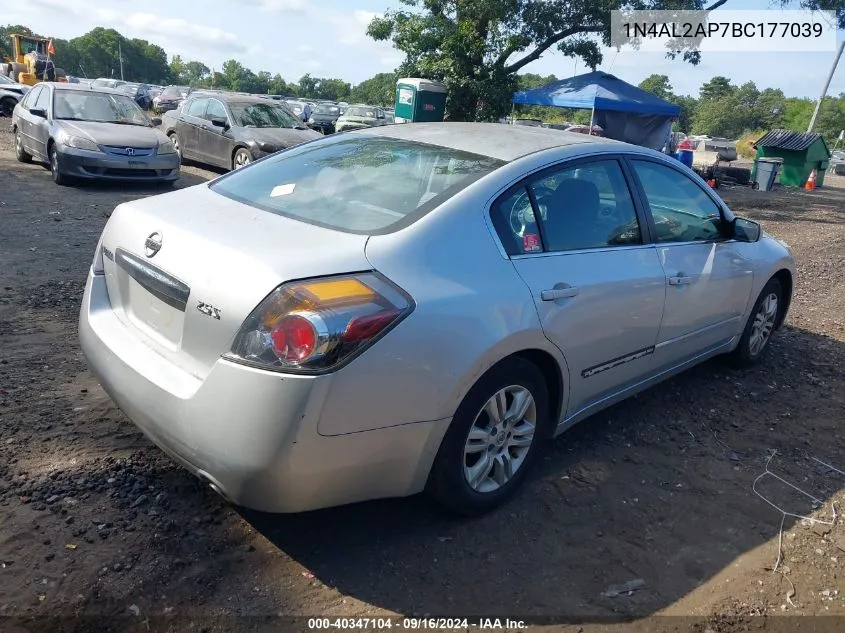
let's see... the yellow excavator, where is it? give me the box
[2,33,67,85]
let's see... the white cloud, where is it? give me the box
[251,0,308,12]
[28,0,247,55]
[297,44,316,53]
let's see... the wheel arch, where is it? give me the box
[772,268,793,329]
[447,342,570,436]
[231,144,252,166]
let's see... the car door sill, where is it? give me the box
[654,316,743,349]
[553,338,736,436]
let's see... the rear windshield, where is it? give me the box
[209,135,504,234]
[162,86,189,98]
[315,105,340,114]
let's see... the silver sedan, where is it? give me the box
[79,123,795,515]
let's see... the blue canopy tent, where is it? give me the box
[512,71,681,150]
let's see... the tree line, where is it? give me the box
[0,23,398,105]
[4,7,845,145]
[516,73,845,144]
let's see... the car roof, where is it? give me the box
[359,122,622,162]
[48,82,124,95]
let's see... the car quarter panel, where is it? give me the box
[316,174,570,437]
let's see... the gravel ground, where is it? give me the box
[1,123,844,633]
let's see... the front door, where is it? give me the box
[627,158,755,368]
[492,158,667,418]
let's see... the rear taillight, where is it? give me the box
[227,273,413,374]
[92,233,105,275]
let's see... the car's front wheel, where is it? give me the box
[168,132,182,161]
[14,129,32,163]
[49,145,73,186]
[427,356,551,516]
[731,277,783,367]
[232,148,252,170]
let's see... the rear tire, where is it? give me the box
[427,357,551,516]
[14,129,32,163]
[730,278,783,368]
[168,132,182,162]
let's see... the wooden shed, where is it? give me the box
[752,130,831,188]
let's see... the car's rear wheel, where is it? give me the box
[49,145,73,186]
[427,356,551,516]
[730,277,783,368]
[14,130,32,163]
[233,148,251,170]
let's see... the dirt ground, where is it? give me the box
[1,124,844,633]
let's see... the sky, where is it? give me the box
[1,0,843,99]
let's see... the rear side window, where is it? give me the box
[210,135,504,234]
[491,159,642,255]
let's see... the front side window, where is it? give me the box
[21,85,41,109]
[205,99,227,122]
[491,159,642,255]
[631,160,723,243]
[186,98,208,118]
[34,86,50,112]
[210,136,504,234]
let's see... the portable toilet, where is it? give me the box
[394,78,447,123]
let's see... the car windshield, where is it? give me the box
[315,105,340,115]
[161,86,189,98]
[119,84,139,94]
[53,90,152,126]
[346,107,375,118]
[209,136,504,234]
[230,102,302,128]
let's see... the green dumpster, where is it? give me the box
[394,78,447,123]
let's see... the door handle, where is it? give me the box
[541,286,579,301]
[667,274,692,286]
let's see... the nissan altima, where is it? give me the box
[79,123,794,515]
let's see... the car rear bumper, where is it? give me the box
[57,145,180,181]
[79,271,448,513]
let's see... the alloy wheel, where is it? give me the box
[463,385,536,493]
[749,292,778,356]
[234,151,251,169]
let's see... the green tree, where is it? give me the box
[366,0,766,121]
[350,72,397,106]
[699,76,735,101]
[638,74,673,101]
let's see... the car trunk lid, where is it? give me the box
[99,184,370,379]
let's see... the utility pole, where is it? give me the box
[807,40,844,133]
[118,39,124,81]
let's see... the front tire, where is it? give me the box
[49,145,73,186]
[730,278,783,368]
[427,357,551,516]
[232,148,252,170]
[14,130,32,163]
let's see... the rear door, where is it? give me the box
[178,97,208,159]
[15,84,41,152]
[627,158,755,368]
[493,157,667,418]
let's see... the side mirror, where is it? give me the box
[731,217,761,242]
[211,117,229,130]
[30,108,47,118]
[150,116,162,126]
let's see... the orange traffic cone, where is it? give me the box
[804,168,817,191]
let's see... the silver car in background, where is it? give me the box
[79,123,794,515]
[12,83,179,186]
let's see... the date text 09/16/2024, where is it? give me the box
[307,618,528,630]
